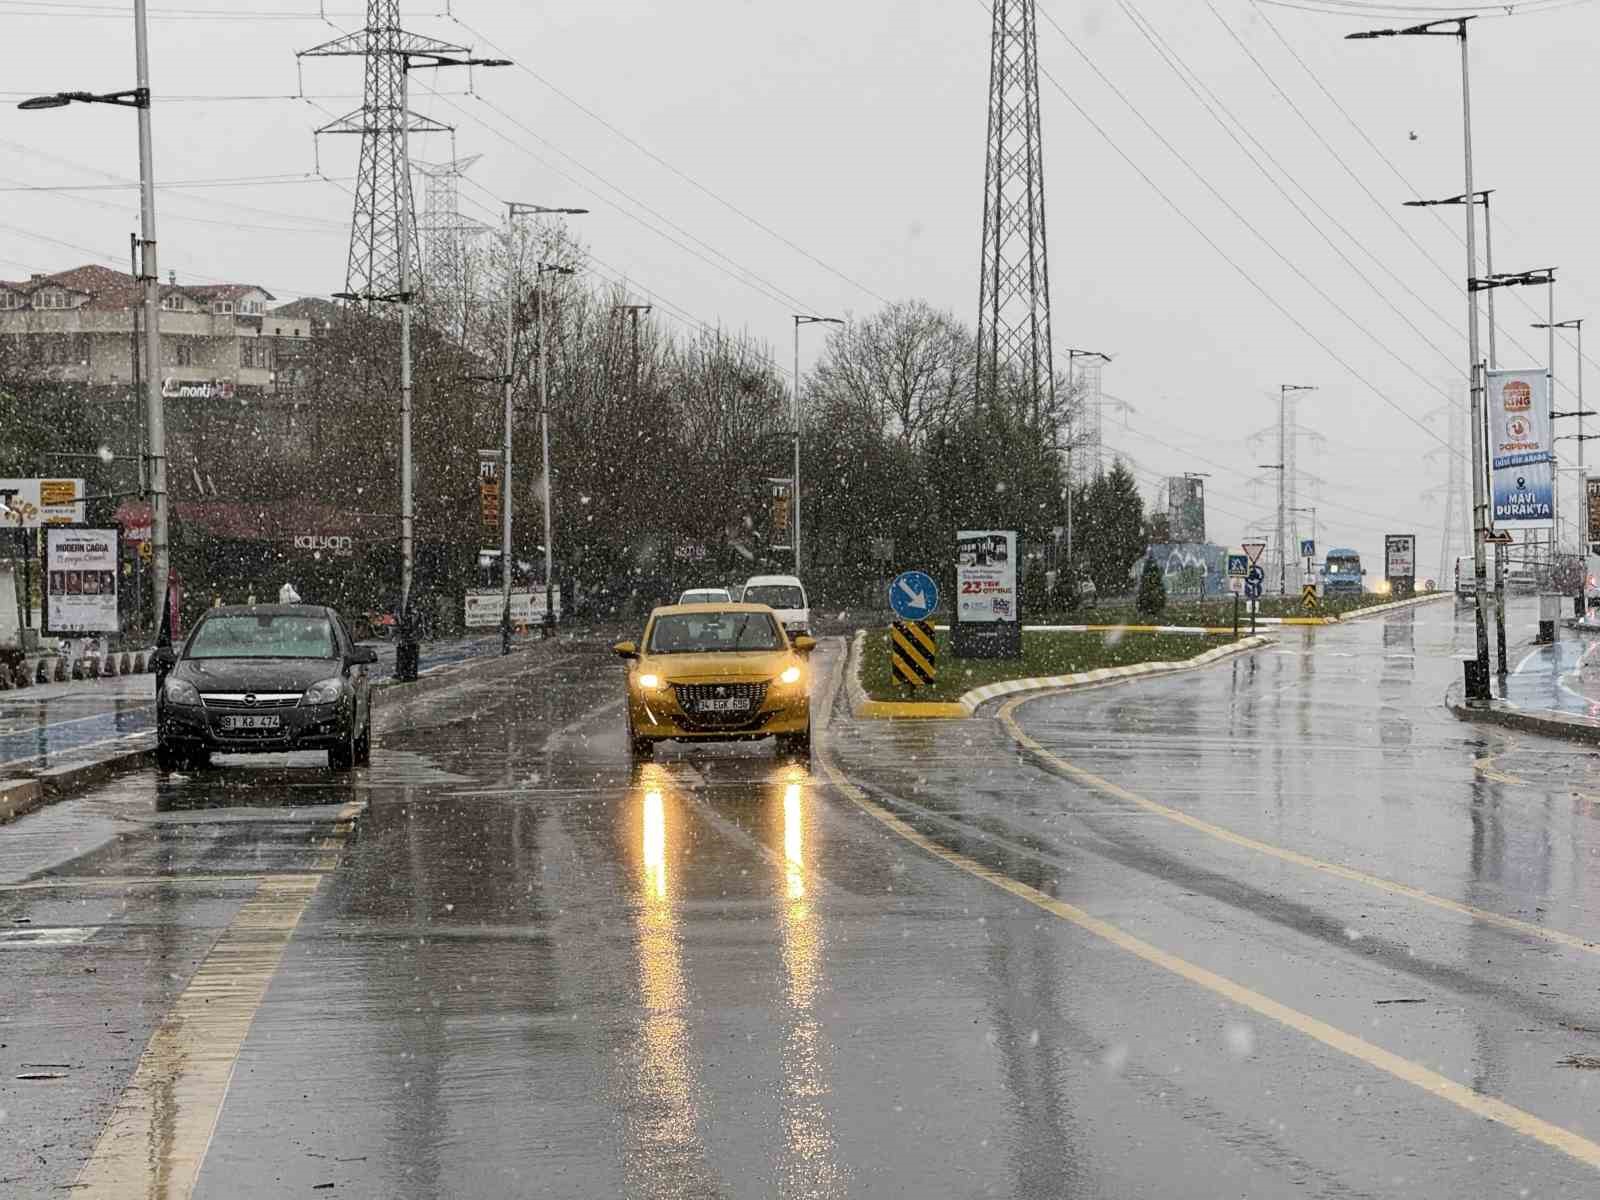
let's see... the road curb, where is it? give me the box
[1444,679,1600,745]
[0,777,45,824]
[847,629,1275,719]
[1334,591,1452,622]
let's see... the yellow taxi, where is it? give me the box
[613,603,816,759]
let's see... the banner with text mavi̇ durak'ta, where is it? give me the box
[1488,369,1554,529]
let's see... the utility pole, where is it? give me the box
[1276,385,1316,595]
[613,305,653,401]
[792,315,843,574]
[538,262,577,638]
[1061,348,1111,576]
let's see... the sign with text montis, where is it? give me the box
[478,450,501,531]
[1487,369,1554,529]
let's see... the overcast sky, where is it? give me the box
[4,0,1598,580]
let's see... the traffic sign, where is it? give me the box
[1246,565,1265,586]
[1227,575,1244,596]
[1227,554,1248,578]
[1300,539,1316,559]
[1242,540,1267,566]
[1301,583,1320,613]
[891,619,938,688]
[1483,529,1514,545]
[888,570,939,621]
[1244,579,1263,600]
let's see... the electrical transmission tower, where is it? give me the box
[300,4,468,304]
[975,0,1054,421]
[1249,387,1322,593]
[416,154,489,338]
[1421,393,1470,587]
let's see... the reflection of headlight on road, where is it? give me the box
[637,673,660,690]
[779,665,802,685]
[1373,580,1392,596]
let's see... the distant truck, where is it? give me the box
[1321,548,1364,596]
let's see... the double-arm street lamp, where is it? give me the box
[20,0,167,642]
[792,315,844,573]
[1535,318,1593,560]
[1351,15,1498,698]
[499,204,586,653]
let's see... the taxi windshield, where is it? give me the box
[187,614,337,659]
[648,611,783,653]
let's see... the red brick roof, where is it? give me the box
[0,265,273,311]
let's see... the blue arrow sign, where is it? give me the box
[1246,565,1265,585]
[1244,580,1263,600]
[889,570,939,620]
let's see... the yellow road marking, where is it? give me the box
[997,695,1600,957]
[813,742,1600,1172]
[69,799,364,1197]
[0,872,325,893]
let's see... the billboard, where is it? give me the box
[1167,476,1206,543]
[463,589,560,628]
[1587,476,1600,551]
[0,478,85,529]
[1487,369,1554,529]
[1385,533,1416,599]
[43,525,120,636]
[767,478,793,551]
[956,530,1017,622]
[1146,543,1228,597]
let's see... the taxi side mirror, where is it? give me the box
[613,640,639,660]
[791,635,817,654]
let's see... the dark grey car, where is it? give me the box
[155,604,378,772]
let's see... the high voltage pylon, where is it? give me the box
[1421,392,1471,588]
[416,154,489,338]
[299,3,468,304]
[975,0,1054,421]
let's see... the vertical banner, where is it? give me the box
[767,478,793,551]
[1586,476,1600,552]
[478,449,501,533]
[1487,369,1554,529]
[43,525,121,636]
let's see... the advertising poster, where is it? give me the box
[478,449,501,533]
[44,525,121,635]
[1586,476,1600,551]
[768,478,793,551]
[463,590,560,628]
[1487,369,1554,529]
[1385,534,1416,578]
[956,530,1017,622]
[0,478,85,529]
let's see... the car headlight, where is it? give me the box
[779,665,802,686]
[164,677,200,706]
[637,673,661,690]
[302,677,344,705]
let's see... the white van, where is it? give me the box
[740,574,810,636]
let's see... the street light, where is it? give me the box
[538,260,579,639]
[1060,348,1112,575]
[1536,318,1590,560]
[21,0,167,644]
[792,315,844,574]
[1352,15,1490,695]
[323,48,506,679]
[499,204,586,653]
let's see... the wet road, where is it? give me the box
[9,600,1600,1195]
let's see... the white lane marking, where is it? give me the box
[0,925,100,946]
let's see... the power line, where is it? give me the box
[1026,6,1459,458]
[444,9,891,307]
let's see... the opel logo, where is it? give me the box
[716,686,726,696]
[243,694,257,707]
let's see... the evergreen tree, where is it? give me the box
[1136,557,1167,617]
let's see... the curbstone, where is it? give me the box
[0,664,11,691]
[13,662,29,689]
[103,654,118,677]
[120,653,132,675]
[133,652,146,673]
[52,657,66,682]
[0,778,45,824]
[36,659,50,685]
[70,658,87,681]
[1446,680,1600,746]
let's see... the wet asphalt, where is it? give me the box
[8,598,1600,1196]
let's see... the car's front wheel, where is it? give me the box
[354,713,372,766]
[627,712,654,761]
[329,719,357,773]
[155,737,183,773]
[776,720,812,761]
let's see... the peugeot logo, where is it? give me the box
[243,694,257,707]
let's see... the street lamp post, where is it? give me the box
[1538,319,1591,560]
[1061,348,1112,579]
[21,0,167,642]
[1351,16,1494,697]
[500,205,586,654]
[792,315,844,574]
[538,261,578,639]
[1278,385,1316,596]
[1258,460,1286,592]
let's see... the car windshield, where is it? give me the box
[648,611,783,653]
[187,614,337,659]
[743,584,804,609]
[680,591,728,604]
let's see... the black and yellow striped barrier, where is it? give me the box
[891,619,938,687]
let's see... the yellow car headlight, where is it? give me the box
[779,665,802,686]
[638,673,661,690]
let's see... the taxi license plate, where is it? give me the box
[697,698,750,713]
[221,714,281,731]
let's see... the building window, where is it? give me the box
[212,300,234,315]
[240,339,271,370]
[239,299,262,316]
[174,341,194,367]
[35,290,69,310]
[0,291,19,310]
[162,294,184,312]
